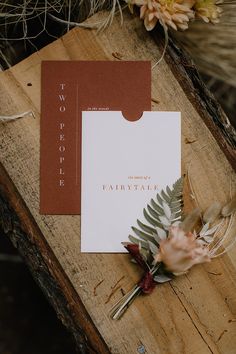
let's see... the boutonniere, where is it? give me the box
[110,177,236,320]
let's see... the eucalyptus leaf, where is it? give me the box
[173,210,182,219]
[170,207,182,216]
[156,193,164,206]
[128,235,148,249]
[159,215,171,228]
[153,233,161,244]
[150,198,164,215]
[148,241,158,255]
[155,226,167,240]
[163,201,172,219]
[161,190,170,203]
[137,219,156,234]
[143,208,161,227]
[139,247,148,262]
[132,227,157,243]
[174,201,182,209]
[166,186,172,197]
[147,204,161,221]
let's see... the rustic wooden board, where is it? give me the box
[1,10,236,354]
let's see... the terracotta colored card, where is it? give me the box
[40,61,151,214]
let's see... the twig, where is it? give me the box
[0,110,34,122]
[217,329,228,343]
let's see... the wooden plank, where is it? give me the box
[0,10,236,354]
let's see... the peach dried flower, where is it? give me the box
[129,0,195,31]
[155,226,210,274]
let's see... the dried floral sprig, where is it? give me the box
[110,177,236,320]
[126,0,222,31]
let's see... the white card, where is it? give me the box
[81,111,181,252]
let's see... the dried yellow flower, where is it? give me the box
[155,226,210,274]
[129,0,195,31]
[194,0,223,24]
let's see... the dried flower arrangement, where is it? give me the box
[110,177,236,320]
[126,0,223,31]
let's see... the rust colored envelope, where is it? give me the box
[40,61,151,214]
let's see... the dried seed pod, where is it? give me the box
[203,202,221,223]
[181,208,201,232]
[222,196,236,217]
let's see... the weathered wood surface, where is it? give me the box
[0,10,236,354]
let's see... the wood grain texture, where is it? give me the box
[0,10,236,354]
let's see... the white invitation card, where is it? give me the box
[81,111,181,252]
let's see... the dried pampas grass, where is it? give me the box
[171,2,236,87]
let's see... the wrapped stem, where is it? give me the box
[110,265,160,320]
[110,285,141,320]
